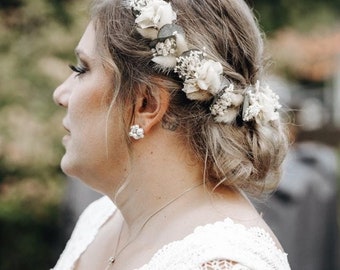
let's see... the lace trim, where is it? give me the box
[201,259,250,270]
[51,196,116,270]
[137,218,290,270]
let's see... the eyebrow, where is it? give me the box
[74,48,95,63]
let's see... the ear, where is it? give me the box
[133,84,170,134]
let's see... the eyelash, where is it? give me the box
[69,64,88,77]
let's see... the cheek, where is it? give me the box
[62,83,112,173]
[69,77,113,138]
[65,107,130,181]
[106,108,128,156]
[61,125,128,188]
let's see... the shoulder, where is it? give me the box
[69,196,116,239]
[52,196,116,270]
[138,218,290,270]
[76,196,115,224]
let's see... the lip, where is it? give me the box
[62,119,71,134]
[62,134,70,146]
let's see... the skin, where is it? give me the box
[53,23,282,270]
[53,23,130,193]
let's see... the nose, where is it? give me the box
[53,76,71,107]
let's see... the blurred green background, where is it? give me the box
[0,0,339,269]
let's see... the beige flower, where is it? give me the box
[135,0,176,39]
[196,60,223,95]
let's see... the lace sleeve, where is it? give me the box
[137,218,290,270]
[201,260,250,270]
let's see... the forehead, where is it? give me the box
[76,22,97,57]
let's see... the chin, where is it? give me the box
[60,154,79,178]
[59,155,97,186]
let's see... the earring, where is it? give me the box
[129,125,144,140]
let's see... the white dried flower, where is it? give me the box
[151,37,177,57]
[130,0,150,12]
[196,59,223,95]
[175,50,223,100]
[210,84,244,123]
[134,0,176,31]
[242,81,281,123]
[183,81,213,101]
[175,50,204,80]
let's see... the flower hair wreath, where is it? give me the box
[127,0,281,124]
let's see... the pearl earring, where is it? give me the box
[129,125,144,140]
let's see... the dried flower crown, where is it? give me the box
[127,0,281,124]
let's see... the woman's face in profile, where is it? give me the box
[53,23,130,191]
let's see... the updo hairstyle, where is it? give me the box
[91,0,289,196]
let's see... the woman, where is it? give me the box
[52,0,290,269]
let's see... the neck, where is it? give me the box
[106,133,204,239]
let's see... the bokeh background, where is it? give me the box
[0,0,339,269]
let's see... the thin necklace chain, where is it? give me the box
[104,182,203,270]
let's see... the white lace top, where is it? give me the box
[52,196,291,270]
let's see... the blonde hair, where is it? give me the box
[91,0,289,196]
